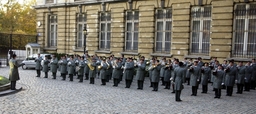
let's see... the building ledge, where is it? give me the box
[120,52,139,56]
[44,47,57,51]
[227,58,252,62]
[184,55,211,60]
[150,53,173,58]
[95,50,112,54]
[73,49,84,52]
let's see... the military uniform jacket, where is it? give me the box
[135,62,146,81]
[224,65,237,86]
[236,65,246,84]
[211,64,219,82]
[100,62,108,79]
[9,58,20,81]
[50,58,58,73]
[42,59,50,72]
[160,63,165,77]
[77,60,85,75]
[89,62,97,78]
[59,59,68,74]
[112,62,122,79]
[124,62,134,80]
[245,65,253,83]
[67,60,75,75]
[151,64,161,82]
[189,65,201,86]
[213,70,225,89]
[106,60,113,76]
[185,63,192,78]
[173,66,185,90]
[84,60,89,75]
[201,66,211,85]
[164,66,172,82]
[35,57,42,70]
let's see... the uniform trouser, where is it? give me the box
[101,79,106,85]
[244,82,250,91]
[61,73,66,80]
[214,88,221,98]
[36,70,41,77]
[69,74,73,81]
[186,78,190,85]
[161,77,165,85]
[90,78,95,84]
[108,73,112,80]
[202,85,208,93]
[250,80,256,89]
[237,84,244,94]
[10,81,16,90]
[113,78,119,86]
[175,90,181,101]
[137,80,144,89]
[44,72,48,78]
[164,81,170,89]
[106,75,110,82]
[172,83,175,92]
[79,75,83,82]
[153,82,159,91]
[84,73,89,80]
[118,75,123,83]
[125,79,132,88]
[192,86,198,95]
[52,72,56,79]
[226,86,233,96]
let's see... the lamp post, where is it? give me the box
[83,26,88,54]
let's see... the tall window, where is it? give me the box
[155,9,172,53]
[125,11,139,51]
[99,12,111,50]
[48,15,57,47]
[76,13,86,48]
[190,6,211,55]
[233,4,256,58]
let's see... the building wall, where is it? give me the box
[35,0,256,61]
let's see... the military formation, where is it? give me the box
[33,52,256,102]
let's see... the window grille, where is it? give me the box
[48,15,57,47]
[99,12,111,50]
[155,9,172,53]
[76,13,87,48]
[125,11,139,51]
[190,6,211,55]
[232,4,256,58]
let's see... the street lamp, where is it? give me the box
[83,26,88,54]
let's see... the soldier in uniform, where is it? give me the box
[236,61,246,94]
[89,56,97,84]
[197,57,204,68]
[151,60,161,91]
[100,58,108,85]
[78,56,85,82]
[42,55,50,78]
[9,54,24,90]
[189,60,201,96]
[212,65,225,98]
[185,58,193,85]
[201,62,211,93]
[35,53,43,77]
[50,55,58,79]
[171,59,179,93]
[159,57,166,86]
[112,58,122,87]
[251,59,256,90]
[59,56,68,80]
[173,62,185,102]
[135,58,146,90]
[124,57,135,88]
[106,56,113,82]
[84,54,89,80]
[224,59,237,96]
[244,61,253,91]
[163,59,172,89]
[67,56,75,81]
[148,58,156,87]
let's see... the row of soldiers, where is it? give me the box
[34,53,256,101]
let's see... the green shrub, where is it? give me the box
[0,76,10,86]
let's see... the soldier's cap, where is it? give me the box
[198,57,202,60]
[179,62,184,66]
[229,59,234,63]
[193,60,199,63]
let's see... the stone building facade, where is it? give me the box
[35,0,256,61]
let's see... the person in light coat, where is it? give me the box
[201,62,211,93]
[89,57,97,84]
[100,58,108,85]
[189,60,201,96]
[9,54,23,90]
[42,56,50,78]
[50,55,58,79]
[67,56,75,81]
[173,62,185,102]
[236,61,246,94]
[212,65,225,98]
[112,58,122,87]
[78,56,85,82]
[35,53,42,77]
[124,57,135,88]
[135,59,146,90]
[224,59,237,96]
[151,60,161,91]
[59,56,68,80]
[163,59,172,90]
[244,61,253,91]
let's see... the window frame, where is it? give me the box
[190,6,212,55]
[99,12,111,51]
[125,10,139,52]
[154,8,172,54]
[48,15,57,47]
[232,3,256,58]
[76,13,87,49]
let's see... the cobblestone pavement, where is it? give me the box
[0,67,256,114]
